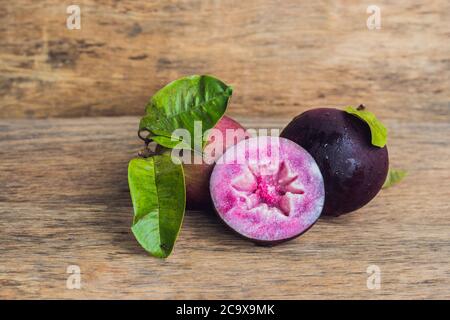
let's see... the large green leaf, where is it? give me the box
[128,155,185,258]
[139,75,232,150]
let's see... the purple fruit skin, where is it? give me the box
[281,108,389,216]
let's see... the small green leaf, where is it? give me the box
[151,135,191,150]
[382,168,407,189]
[139,75,232,151]
[345,106,387,147]
[128,155,185,258]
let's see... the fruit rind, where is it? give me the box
[184,116,249,209]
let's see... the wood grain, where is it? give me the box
[1,0,449,121]
[0,116,449,299]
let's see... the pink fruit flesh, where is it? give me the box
[210,136,325,243]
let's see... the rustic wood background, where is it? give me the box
[0,0,449,299]
[1,117,449,299]
[0,0,448,121]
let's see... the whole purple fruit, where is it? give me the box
[281,108,389,216]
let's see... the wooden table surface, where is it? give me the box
[1,0,449,299]
[0,116,449,299]
[1,0,449,122]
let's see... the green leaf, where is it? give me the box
[128,155,185,258]
[345,106,387,147]
[382,168,407,189]
[151,135,191,150]
[139,75,232,151]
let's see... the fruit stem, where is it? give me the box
[138,145,154,158]
[137,129,158,158]
[138,128,152,145]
